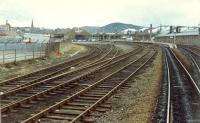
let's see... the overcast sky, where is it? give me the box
[0,0,200,28]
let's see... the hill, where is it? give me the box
[82,22,143,33]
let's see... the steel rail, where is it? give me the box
[70,51,156,123]
[0,45,120,98]
[170,49,200,95]
[0,45,100,86]
[20,50,156,123]
[183,47,200,57]
[182,47,200,76]
[1,46,142,113]
[0,45,113,90]
[163,48,200,122]
[164,50,171,123]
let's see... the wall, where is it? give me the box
[155,35,200,46]
[46,42,60,55]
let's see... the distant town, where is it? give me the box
[0,20,200,45]
[1,0,200,122]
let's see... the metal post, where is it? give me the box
[174,32,176,45]
[40,43,42,57]
[150,24,152,41]
[25,43,27,60]
[3,49,5,64]
[45,43,48,57]
[0,91,2,123]
[33,47,35,59]
[14,49,16,63]
[47,43,49,56]
[37,43,42,57]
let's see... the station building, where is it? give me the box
[155,27,200,45]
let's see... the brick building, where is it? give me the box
[0,20,11,36]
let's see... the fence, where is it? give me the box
[155,35,200,46]
[0,42,47,64]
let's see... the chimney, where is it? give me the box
[170,26,173,33]
[150,24,152,41]
[199,28,200,35]
[31,19,34,29]
[198,24,200,35]
[176,26,181,33]
[160,24,162,32]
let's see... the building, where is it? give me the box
[91,33,122,41]
[0,20,11,36]
[31,19,34,29]
[155,27,200,45]
[66,28,90,41]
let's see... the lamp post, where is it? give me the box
[0,91,3,123]
[173,31,176,45]
[170,36,173,44]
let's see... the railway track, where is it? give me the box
[0,45,121,98]
[151,48,169,123]
[0,45,120,107]
[153,47,200,123]
[180,45,200,58]
[188,46,200,54]
[185,49,200,77]
[1,44,145,123]
[179,46,200,88]
[0,44,116,93]
[19,46,156,123]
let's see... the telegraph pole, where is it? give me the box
[174,31,176,45]
[150,24,152,41]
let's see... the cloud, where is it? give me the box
[0,0,32,26]
[0,0,199,28]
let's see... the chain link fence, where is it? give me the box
[0,42,47,64]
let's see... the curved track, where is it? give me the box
[153,47,200,123]
[1,43,146,122]
[20,46,156,123]
[0,44,113,92]
[179,46,200,88]
[1,44,121,110]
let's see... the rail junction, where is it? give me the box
[0,42,200,123]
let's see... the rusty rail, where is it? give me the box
[0,46,142,113]
[20,49,156,123]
